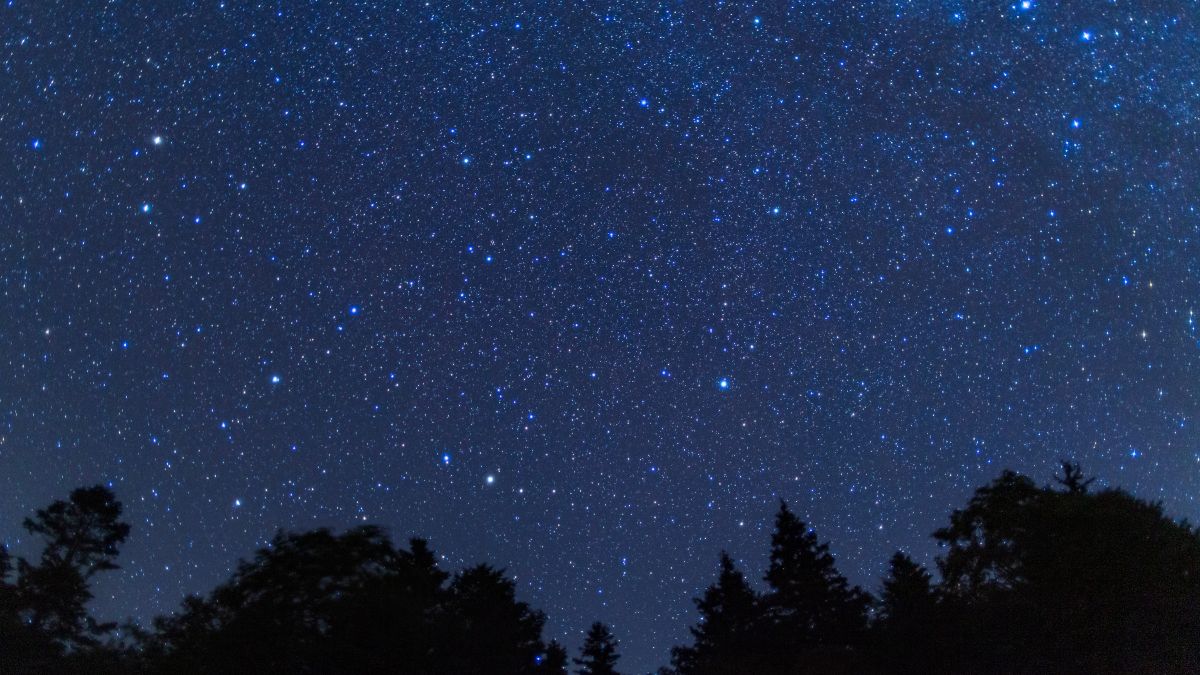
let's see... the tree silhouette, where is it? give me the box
[17,485,131,650]
[439,564,557,674]
[760,501,870,665]
[933,468,1200,673]
[878,552,935,625]
[149,527,563,674]
[541,640,570,674]
[873,552,938,675]
[0,486,130,673]
[574,621,621,675]
[670,552,763,675]
[8,468,1200,674]
[1054,460,1094,494]
[0,545,58,672]
[150,526,409,673]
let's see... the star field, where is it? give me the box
[2,2,1199,671]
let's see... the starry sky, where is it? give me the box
[2,1,1198,671]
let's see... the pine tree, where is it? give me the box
[574,621,621,675]
[541,640,570,674]
[874,552,940,675]
[17,486,131,650]
[762,502,869,655]
[670,552,762,675]
[879,552,935,624]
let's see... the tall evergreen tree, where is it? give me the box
[762,501,869,655]
[541,640,570,674]
[878,552,935,625]
[873,552,939,675]
[670,552,763,675]
[574,621,621,675]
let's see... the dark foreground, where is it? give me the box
[4,462,1199,674]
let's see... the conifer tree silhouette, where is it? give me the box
[670,552,762,675]
[574,621,621,675]
[761,501,870,658]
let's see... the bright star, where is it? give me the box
[153,135,163,145]
[717,378,730,390]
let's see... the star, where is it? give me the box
[3,4,1193,671]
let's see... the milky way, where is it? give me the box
[2,2,1198,670]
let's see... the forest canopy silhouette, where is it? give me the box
[3,463,1199,674]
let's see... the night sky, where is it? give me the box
[2,1,1198,671]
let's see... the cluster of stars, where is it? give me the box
[1,1,1196,671]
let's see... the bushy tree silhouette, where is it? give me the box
[929,467,1200,674]
[439,564,556,674]
[18,486,131,648]
[574,621,621,675]
[8,465,1200,675]
[0,545,59,672]
[147,527,563,675]
[0,486,131,673]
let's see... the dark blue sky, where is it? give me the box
[2,1,1198,671]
